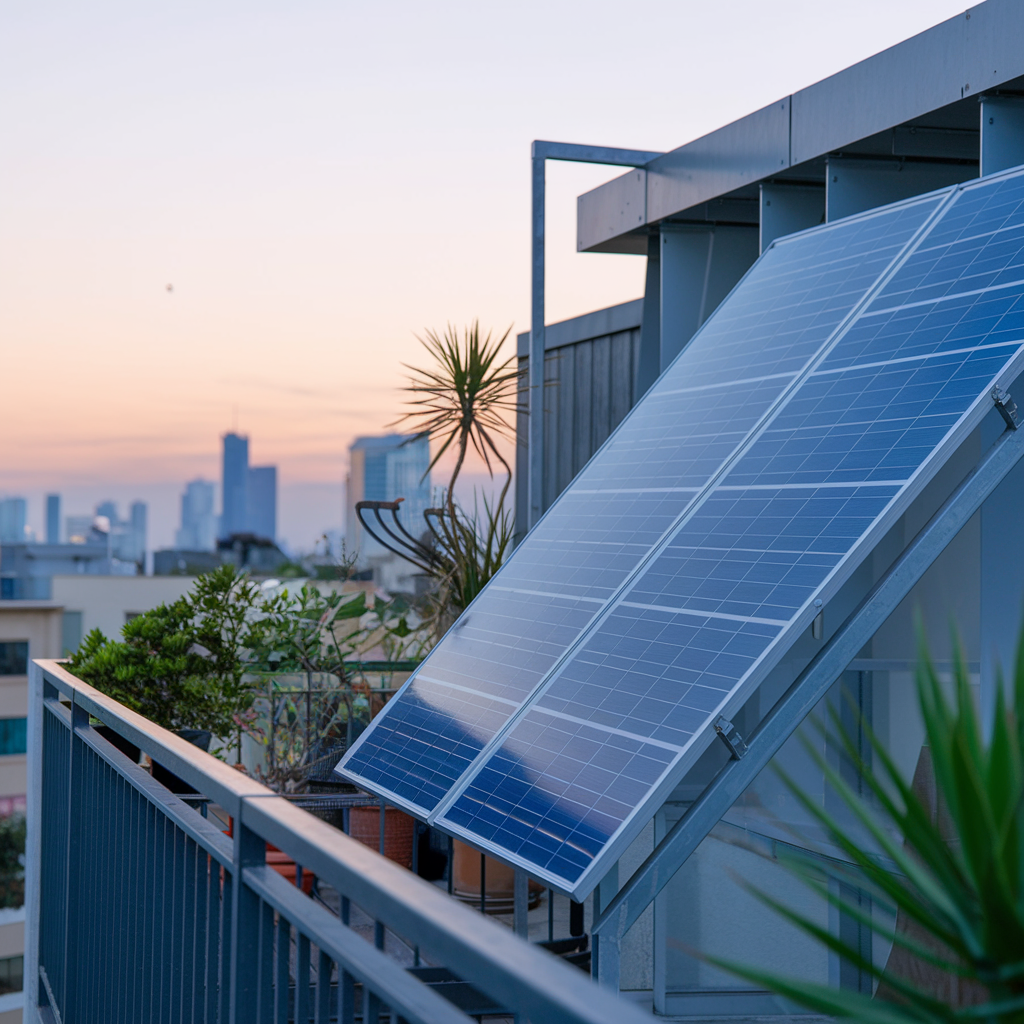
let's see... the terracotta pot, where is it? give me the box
[348,805,414,869]
[451,839,543,913]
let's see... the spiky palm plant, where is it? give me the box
[395,321,520,521]
[713,636,1024,1024]
[382,322,521,623]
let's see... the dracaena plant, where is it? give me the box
[712,631,1024,1024]
[360,321,522,632]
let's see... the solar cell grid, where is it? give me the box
[428,174,1024,895]
[341,187,983,868]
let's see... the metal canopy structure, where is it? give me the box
[340,165,1024,905]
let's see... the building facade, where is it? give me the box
[346,433,431,592]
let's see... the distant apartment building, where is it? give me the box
[346,433,430,592]
[0,598,62,1018]
[85,501,147,569]
[0,542,135,600]
[220,433,278,541]
[175,479,218,551]
[0,502,26,546]
[247,465,277,541]
[44,496,60,545]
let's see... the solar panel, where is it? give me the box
[340,196,941,819]
[341,167,1024,898]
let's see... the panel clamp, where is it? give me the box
[992,386,1019,430]
[714,716,748,760]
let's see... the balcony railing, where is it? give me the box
[26,659,650,1024]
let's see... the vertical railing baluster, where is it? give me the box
[274,914,290,1024]
[229,815,263,1022]
[193,832,209,1023]
[258,898,274,1023]
[182,836,198,1021]
[339,962,355,1024]
[170,826,184,1023]
[364,978,380,1024]
[296,933,310,1024]
[315,948,331,1023]
[206,851,219,1024]
[143,801,157,1024]
[220,866,233,1024]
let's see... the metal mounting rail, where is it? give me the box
[528,140,663,530]
[591,419,1024,988]
[24,659,653,1024]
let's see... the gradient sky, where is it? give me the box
[1,0,971,550]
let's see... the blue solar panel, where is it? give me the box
[344,175,1024,893]
[425,171,1024,896]
[340,196,943,817]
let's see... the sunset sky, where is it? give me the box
[1,0,970,551]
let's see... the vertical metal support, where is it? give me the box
[528,147,547,529]
[513,870,529,938]
[980,95,1024,176]
[635,233,661,399]
[592,864,620,991]
[569,899,584,938]
[759,182,825,252]
[480,852,487,915]
[24,662,44,1024]
[229,805,265,1023]
[63,697,90,1020]
[981,407,1024,734]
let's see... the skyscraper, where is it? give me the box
[0,499,27,545]
[221,433,249,539]
[176,479,217,551]
[346,434,431,589]
[247,466,277,541]
[45,495,61,544]
[127,501,148,566]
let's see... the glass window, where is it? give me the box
[0,643,27,677]
[0,720,27,756]
[0,955,23,994]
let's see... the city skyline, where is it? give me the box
[0,1,968,530]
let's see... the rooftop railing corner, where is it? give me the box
[24,658,652,1024]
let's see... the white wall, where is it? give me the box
[51,575,194,642]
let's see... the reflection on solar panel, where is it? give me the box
[340,167,1024,899]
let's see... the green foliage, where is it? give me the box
[240,584,427,790]
[0,815,25,909]
[67,565,267,735]
[712,631,1024,1024]
[391,321,523,625]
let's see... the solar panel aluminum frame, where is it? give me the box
[336,190,953,823]
[427,171,1024,900]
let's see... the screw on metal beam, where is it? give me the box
[713,716,747,760]
[992,386,1019,430]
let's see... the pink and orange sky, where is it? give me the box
[1,1,969,550]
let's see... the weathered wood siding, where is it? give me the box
[516,300,643,539]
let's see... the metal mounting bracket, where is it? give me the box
[713,717,747,760]
[992,385,1019,429]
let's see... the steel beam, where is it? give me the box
[528,141,662,528]
[592,416,1024,983]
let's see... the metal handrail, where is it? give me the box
[25,658,650,1024]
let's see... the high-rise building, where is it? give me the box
[45,495,61,544]
[247,466,277,541]
[0,499,27,545]
[346,434,430,590]
[126,501,148,566]
[175,479,218,551]
[221,433,249,539]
